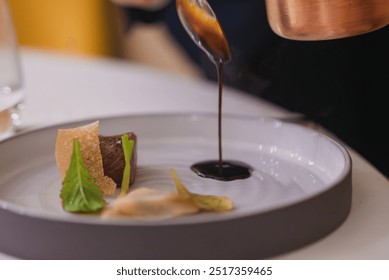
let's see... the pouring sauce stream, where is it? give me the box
[177,0,252,181]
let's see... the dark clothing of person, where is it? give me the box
[124,0,389,177]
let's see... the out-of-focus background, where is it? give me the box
[7,0,201,77]
[8,0,125,57]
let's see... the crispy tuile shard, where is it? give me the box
[55,121,116,195]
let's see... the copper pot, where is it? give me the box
[265,0,389,40]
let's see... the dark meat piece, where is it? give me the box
[99,132,137,187]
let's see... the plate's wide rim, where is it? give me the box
[0,112,352,227]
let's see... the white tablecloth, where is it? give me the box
[1,48,389,259]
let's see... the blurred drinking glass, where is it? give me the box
[0,0,23,141]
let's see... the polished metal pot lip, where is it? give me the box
[265,0,389,40]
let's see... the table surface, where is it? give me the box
[1,48,389,259]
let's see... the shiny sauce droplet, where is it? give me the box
[191,160,252,181]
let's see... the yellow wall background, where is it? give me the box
[7,0,125,57]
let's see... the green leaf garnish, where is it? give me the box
[120,134,135,196]
[60,138,106,213]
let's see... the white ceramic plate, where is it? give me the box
[0,114,352,259]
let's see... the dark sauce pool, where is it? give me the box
[191,160,252,181]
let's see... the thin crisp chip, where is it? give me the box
[55,121,116,195]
